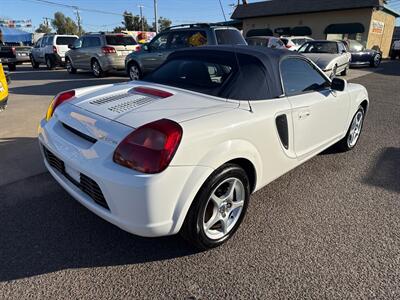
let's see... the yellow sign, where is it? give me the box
[0,63,9,111]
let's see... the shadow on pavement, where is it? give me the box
[9,66,128,81]
[0,137,46,187]
[9,78,128,96]
[0,137,197,282]
[363,147,400,193]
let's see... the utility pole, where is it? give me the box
[43,17,51,28]
[138,5,144,31]
[73,7,82,36]
[154,0,158,33]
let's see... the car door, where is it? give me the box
[37,37,48,63]
[69,38,83,68]
[140,32,170,73]
[80,37,93,70]
[31,38,42,61]
[281,57,350,159]
[337,42,350,72]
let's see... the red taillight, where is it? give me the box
[132,86,173,98]
[53,46,58,53]
[46,90,75,121]
[102,46,116,54]
[285,44,292,49]
[113,119,183,174]
[134,45,141,52]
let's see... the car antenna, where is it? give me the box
[217,0,253,113]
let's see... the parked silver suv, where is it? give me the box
[125,23,247,80]
[65,32,140,77]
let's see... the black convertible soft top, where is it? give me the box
[165,45,305,100]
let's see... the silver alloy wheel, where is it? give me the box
[46,58,52,68]
[129,64,140,80]
[202,177,245,240]
[374,54,381,66]
[347,110,364,148]
[330,65,337,79]
[92,61,101,76]
[66,60,72,72]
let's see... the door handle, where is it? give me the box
[298,110,311,119]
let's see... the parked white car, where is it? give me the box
[298,40,351,78]
[30,34,78,69]
[38,46,368,249]
[280,36,313,51]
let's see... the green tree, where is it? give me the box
[113,26,125,33]
[35,23,52,34]
[117,10,149,31]
[51,12,79,35]
[153,17,172,32]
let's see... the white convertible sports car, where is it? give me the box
[38,46,368,249]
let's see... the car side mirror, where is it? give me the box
[331,78,346,91]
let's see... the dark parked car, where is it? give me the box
[0,44,32,71]
[344,39,382,68]
[125,23,247,80]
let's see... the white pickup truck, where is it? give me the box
[30,34,78,69]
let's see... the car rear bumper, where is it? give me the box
[99,55,126,71]
[38,116,213,237]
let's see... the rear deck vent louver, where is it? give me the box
[107,96,155,113]
[90,93,132,106]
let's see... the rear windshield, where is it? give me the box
[106,35,137,46]
[144,58,234,97]
[298,42,338,54]
[56,36,78,45]
[246,38,269,46]
[291,38,308,46]
[215,29,246,45]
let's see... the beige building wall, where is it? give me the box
[241,8,396,57]
[367,10,396,57]
[242,9,373,41]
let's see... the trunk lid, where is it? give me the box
[71,82,239,128]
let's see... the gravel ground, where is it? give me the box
[0,62,399,299]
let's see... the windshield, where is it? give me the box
[348,40,364,51]
[298,42,338,54]
[106,35,137,46]
[144,58,234,97]
[215,29,247,45]
[56,36,77,45]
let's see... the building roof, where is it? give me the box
[232,0,399,19]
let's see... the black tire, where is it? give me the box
[65,57,77,74]
[180,163,250,250]
[7,63,16,71]
[45,56,55,70]
[91,59,105,78]
[340,64,349,76]
[370,54,381,67]
[30,55,39,69]
[128,62,141,80]
[330,65,337,79]
[334,106,365,152]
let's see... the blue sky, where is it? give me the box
[1,0,249,32]
[1,0,399,32]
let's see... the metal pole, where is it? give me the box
[138,5,144,32]
[154,0,158,33]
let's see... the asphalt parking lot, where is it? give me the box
[0,62,399,299]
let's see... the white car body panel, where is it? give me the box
[38,77,368,237]
[303,52,351,76]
